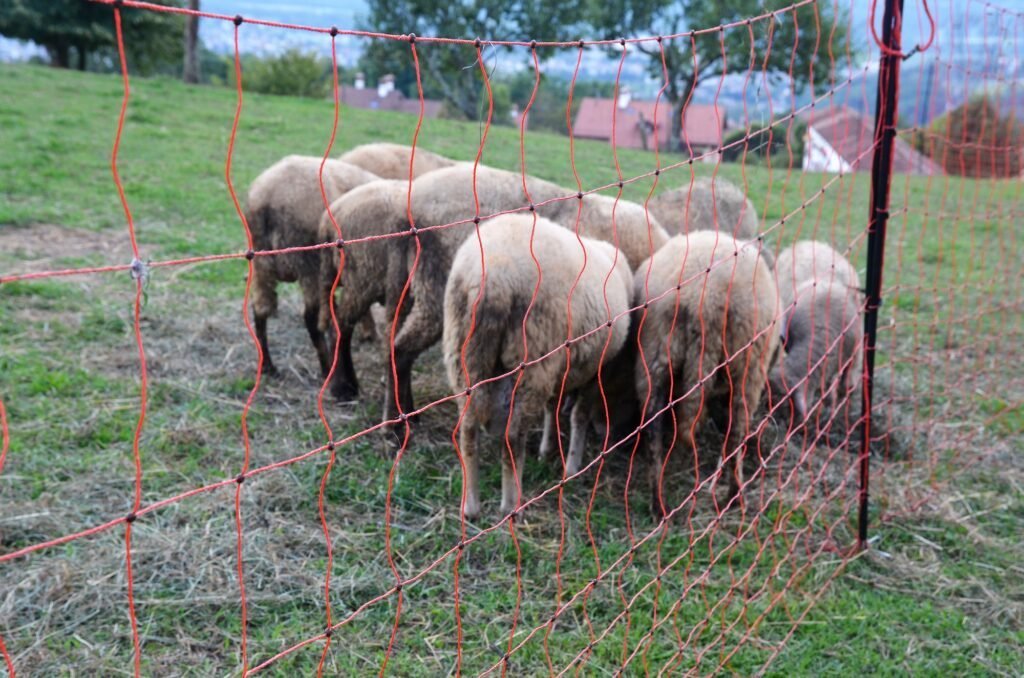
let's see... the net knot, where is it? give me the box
[129,258,149,283]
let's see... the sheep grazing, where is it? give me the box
[245,155,378,377]
[339,142,456,180]
[443,214,633,518]
[316,179,412,401]
[647,177,760,239]
[634,231,780,518]
[378,163,669,428]
[770,279,864,428]
[774,240,860,309]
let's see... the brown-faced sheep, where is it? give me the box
[774,240,860,309]
[378,164,669,428]
[315,179,411,401]
[770,279,864,428]
[634,231,780,518]
[246,155,378,376]
[647,177,760,239]
[339,143,456,180]
[443,214,633,518]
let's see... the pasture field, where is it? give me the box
[1,63,1022,674]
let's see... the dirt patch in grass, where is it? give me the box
[0,223,131,276]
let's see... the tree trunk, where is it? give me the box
[670,96,684,154]
[76,47,87,71]
[424,56,477,121]
[48,44,70,69]
[669,75,696,154]
[183,0,201,84]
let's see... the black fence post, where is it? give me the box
[860,0,906,549]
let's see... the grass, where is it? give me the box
[0,63,1022,675]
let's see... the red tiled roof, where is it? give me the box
[573,97,725,151]
[806,105,942,175]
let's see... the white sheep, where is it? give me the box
[634,231,780,518]
[443,214,633,518]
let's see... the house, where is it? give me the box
[802,106,942,175]
[340,73,444,118]
[573,91,726,158]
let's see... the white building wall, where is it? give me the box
[802,126,854,174]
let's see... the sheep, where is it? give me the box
[634,231,780,518]
[315,179,412,401]
[443,214,633,518]
[770,279,864,429]
[376,163,669,429]
[246,155,379,377]
[338,142,456,180]
[774,240,860,310]
[647,177,760,239]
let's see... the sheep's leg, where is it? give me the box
[500,413,529,519]
[253,315,276,375]
[357,312,378,343]
[329,329,358,402]
[302,292,330,379]
[538,404,556,462]
[722,389,753,510]
[459,420,481,519]
[385,291,444,424]
[382,240,416,426]
[250,264,278,376]
[643,387,669,521]
[566,398,591,477]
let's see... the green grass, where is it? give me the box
[0,63,1021,675]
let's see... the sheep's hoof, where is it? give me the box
[261,361,278,377]
[501,504,529,525]
[379,423,409,456]
[650,494,666,523]
[538,442,552,462]
[331,381,359,403]
[462,498,481,521]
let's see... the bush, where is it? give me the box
[230,49,331,99]
[910,96,1024,178]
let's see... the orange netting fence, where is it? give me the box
[0,0,1021,674]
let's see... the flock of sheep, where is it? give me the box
[244,143,864,520]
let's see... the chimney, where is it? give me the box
[354,72,365,90]
[377,74,395,98]
[617,87,632,110]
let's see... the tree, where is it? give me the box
[498,70,614,134]
[587,0,848,151]
[0,0,183,74]
[359,0,583,120]
[183,0,200,84]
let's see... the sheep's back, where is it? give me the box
[339,143,456,180]
[775,240,860,308]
